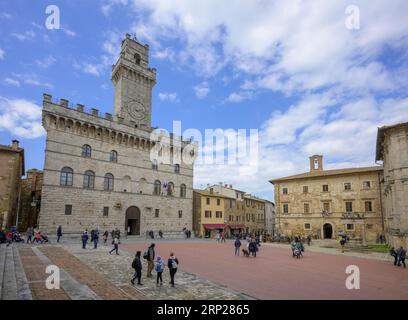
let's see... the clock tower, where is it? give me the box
[111,34,156,129]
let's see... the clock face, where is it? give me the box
[125,100,146,120]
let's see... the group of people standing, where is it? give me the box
[130,243,180,288]
[233,236,261,257]
[390,247,406,268]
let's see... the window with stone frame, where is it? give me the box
[104,173,114,191]
[60,167,73,186]
[217,198,221,206]
[178,210,182,218]
[304,223,311,230]
[155,209,160,218]
[282,187,288,195]
[365,201,373,212]
[174,164,180,174]
[304,203,310,214]
[322,184,329,192]
[81,144,92,158]
[323,202,330,213]
[152,159,158,171]
[283,204,289,214]
[363,181,371,189]
[110,150,118,162]
[154,180,161,195]
[205,210,211,218]
[216,211,223,218]
[83,170,95,189]
[206,197,210,205]
[180,184,187,198]
[103,207,109,217]
[303,186,309,193]
[345,201,353,213]
[65,204,72,215]
[344,182,352,190]
[167,182,174,196]
[346,223,354,230]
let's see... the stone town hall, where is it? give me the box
[38,34,195,236]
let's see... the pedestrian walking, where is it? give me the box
[234,237,241,256]
[34,230,42,244]
[93,229,99,249]
[102,230,109,245]
[307,235,311,246]
[57,225,62,243]
[131,251,143,285]
[5,230,12,247]
[340,237,346,253]
[155,256,165,286]
[390,247,398,266]
[26,227,33,244]
[145,243,156,277]
[167,252,179,287]
[82,231,89,249]
[216,232,220,243]
[109,236,119,255]
[397,247,406,268]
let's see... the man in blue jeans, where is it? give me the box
[234,237,241,256]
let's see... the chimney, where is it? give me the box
[11,140,19,150]
[309,155,323,171]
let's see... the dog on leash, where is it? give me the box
[242,249,250,257]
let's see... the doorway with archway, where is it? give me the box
[323,223,333,239]
[125,206,141,235]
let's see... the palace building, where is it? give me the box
[38,34,195,236]
[270,155,384,243]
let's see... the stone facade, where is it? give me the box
[271,155,384,243]
[0,140,25,229]
[19,169,43,231]
[376,122,408,248]
[38,35,195,236]
[243,195,266,235]
[264,200,275,236]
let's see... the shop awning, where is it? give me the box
[203,224,225,230]
[226,224,246,229]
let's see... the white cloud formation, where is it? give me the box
[10,73,53,89]
[11,30,35,41]
[101,0,129,16]
[225,91,253,103]
[194,81,210,99]
[3,78,20,87]
[63,28,76,37]
[35,55,56,68]
[158,92,178,102]
[0,97,45,139]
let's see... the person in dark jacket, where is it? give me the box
[146,243,156,277]
[397,247,406,268]
[249,240,257,257]
[234,237,241,256]
[131,251,143,285]
[390,247,398,266]
[93,229,99,249]
[82,231,89,249]
[167,252,179,287]
[57,225,62,243]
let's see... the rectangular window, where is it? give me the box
[65,205,72,215]
[217,198,221,206]
[365,201,373,212]
[304,223,311,230]
[363,181,371,189]
[346,224,354,231]
[323,202,330,213]
[103,207,109,217]
[216,211,222,218]
[322,184,329,192]
[303,186,309,193]
[283,204,289,214]
[155,209,159,218]
[205,210,212,218]
[367,224,373,229]
[344,183,352,190]
[178,210,182,218]
[345,202,353,213]
[230,200,233,208]
[206,197,210,205]
[304,203,310,214]
[282,188,288,195]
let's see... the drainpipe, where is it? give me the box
[15,181,22,231]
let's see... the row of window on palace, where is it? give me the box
[281,181,373,195]
[282,200,374,214]
[204,210,264,222]
[80,144,182,173]
[292,222,374,231]
[60,167,187,197]
[64,205,184,218]
[205,197,265,210]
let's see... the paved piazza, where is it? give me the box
[1,238,407,300]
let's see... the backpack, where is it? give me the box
[155,262,163,272]
[143,251,148,260]
[170,258,178,269]
[132,258,137,269]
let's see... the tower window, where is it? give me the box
[81,144,92,158]
[134,53,141,65]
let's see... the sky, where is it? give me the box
[0,0,408,201]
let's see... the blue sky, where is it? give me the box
[1,0,408,201]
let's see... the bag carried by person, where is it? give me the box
[132,258,137,269]
[143,251,148,260]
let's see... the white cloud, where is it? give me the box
[225,91,253,103]
[11,73,53,89]
[153,47,175,61]
[158,92,178,102]
[63,28,76,37]
[3,78,20,87]
[35,55,56,68]
[11,30,35,41]
[0,48,4,60]
[194,81,210,99]
[0,97,45,139]
[101,0,129,16]
[0,13,12,19]
[83,63,103,76]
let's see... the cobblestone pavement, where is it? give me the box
[64,242,253,300]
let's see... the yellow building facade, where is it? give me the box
[271,155,384,243]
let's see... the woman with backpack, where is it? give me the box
[167,252,179,287]
[131,251,143,286]
[155,256,165,286]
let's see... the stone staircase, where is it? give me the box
[0,245,32,300]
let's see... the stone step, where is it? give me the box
[0,245,7,298]
[12,246,32,300]
[1,246,18,300]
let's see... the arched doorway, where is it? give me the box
[323,223,333,239]
[125,206,141,235]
